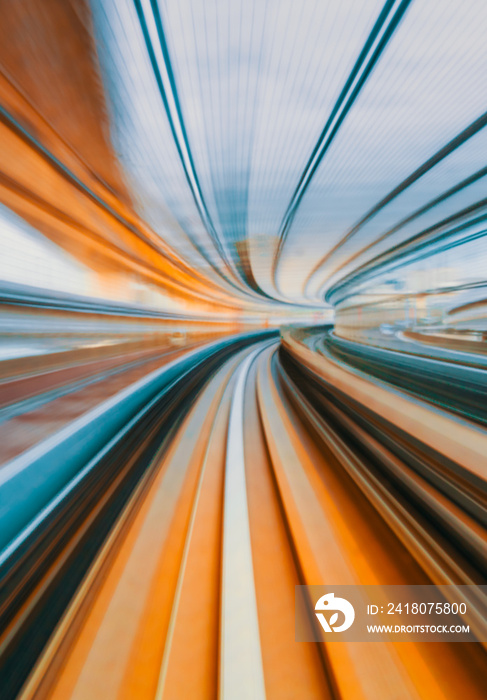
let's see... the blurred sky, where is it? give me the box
[2,0,486,310]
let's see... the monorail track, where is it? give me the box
[0,332,484,699]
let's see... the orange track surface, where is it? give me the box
[17,342,486,700]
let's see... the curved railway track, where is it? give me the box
[322,330,487,426]
[0,330,484,699]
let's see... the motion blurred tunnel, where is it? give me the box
[0,0,486,698]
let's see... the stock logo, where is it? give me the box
[315,593,355,633]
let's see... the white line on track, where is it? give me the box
[220,344,269,700]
